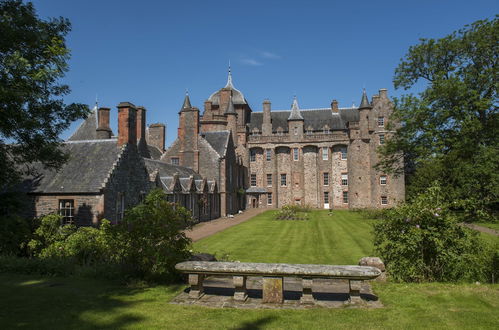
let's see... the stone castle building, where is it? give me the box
[18,69,404,226]
[163,70,405,210]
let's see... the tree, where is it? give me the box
[0,0,88,188]
[378,17,499,220]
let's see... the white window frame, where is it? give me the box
[322,147,328,160]
[171,157,179,166]
[250,174,257,187]
[293,148,299,161]
[342,191,348,204]
[266,174,272,187]
[265,149,271,161]
[341,147,347,160]
[267,193,272,205]
[378,116,385,127]
[59,199,75,225]
[323,172,329,186]
[381,196,388,205]
[280,174,287,187]
[341,173,348,186]
[380,175,387,185]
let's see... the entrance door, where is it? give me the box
[252,198,258,208]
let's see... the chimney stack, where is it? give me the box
[117,102,137,147]
[96,107,112,139]
[262,99,272,136]
[331,100,338,113]
[379,88,388,99]
[136,106,147,142]
[147,123,166,152]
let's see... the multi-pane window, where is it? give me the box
[379,134,385,145]
[341,147,347,160]
[323,172,329,186]
[322,147,328,160]
[380,175,387,185]
[266,149,271,161]
[267,174,272,187]
[171,157,179,165]
[280,174,287,186]
[116,192,125,221]
[59,199,75,225]
[250,149,256,162]
[267,193,272,205]
[341,173,348,186]
[381,196,388,205]
[293,148,299,161]
[378,116,385,127]
[250,174,257,187]
[342,191,349,204]
[324,192,329,204]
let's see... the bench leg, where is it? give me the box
[300,277,315,304]
[262,276,283,303]
[188,274,205,299]
[233,275,248,302]
[348,279,363,304]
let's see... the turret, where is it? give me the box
[358,89,372,139]
[225,96,238,144]
[288,96,304,140]
[177,92,200,170]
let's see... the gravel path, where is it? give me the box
[186,208,272,242]
[461,223,499,236]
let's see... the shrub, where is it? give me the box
[0,215,34,256]
[274,205,309,220]
[110,189,195,282]
[27,214,76,256]
[374,185,491,282]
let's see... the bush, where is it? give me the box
[274,205,310,220]
[0,215,34,256]
[374,185,492,282]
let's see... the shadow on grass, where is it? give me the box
[233,316,277,330]
[0,274,182,330]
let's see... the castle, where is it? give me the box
[21,70,404,225]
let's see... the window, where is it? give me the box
[341,173,348,186]
[324,192,329,204]
[294,126,298,135]
[378,116,385,127]
[341,147,347,160]
[171,157,179,165]
[250,149,256,162]
[293,148,299,161]
[116,193,125,221]
[323,172,329,186]
[323,127,330,134]
[379,134,385,145]
[250,174,257,187]
[58,199,75,225]
[381,196,388,205]
[280,174,287,186]
[267,174,272,187]
[322,147,328,160]
[342,191,349,204]
[267,193,272,205]
[380,175,387,185]
[266,149,271,161]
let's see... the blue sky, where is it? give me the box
[31,0,497,145]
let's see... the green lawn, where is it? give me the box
[193,210,374,264]
[0,210,498,329]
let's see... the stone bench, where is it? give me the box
[175,261,381,304]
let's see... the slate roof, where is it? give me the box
[147,145,163,160]
[200,131,230,157]
[249,107,359,132]
[68,105,115,141]
[207,70,248,105]
[246,187,268,193]
[26,140,121,193]
[143,158,201,179]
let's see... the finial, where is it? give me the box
[185,89,189,96]
[225,61,234,88]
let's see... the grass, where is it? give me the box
[478,222,499,231]
[193,210,374,264]
[0,210,498,329]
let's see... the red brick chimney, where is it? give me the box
[117,102,137,146]
[96,107,112,139]
[136,106,146,142]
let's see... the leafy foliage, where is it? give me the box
[374,185,493,282]
[0,0,88,187]
[274,204,310,220]
[377,17,499,220]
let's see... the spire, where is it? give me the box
[225,62,234,89]
[225,96,236,115]
[359,89,372,109]
[288,96,304,120]
[180,91,192,111]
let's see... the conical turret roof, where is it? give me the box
[359,89,372,109]
[180,92,192,111]
[288,96,304,120]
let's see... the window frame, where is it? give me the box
[250,149,256,162]
[280,173,287,187]
[341,147,347,160]
[379,134,385,145]
[341,173,348,186]
[250,173,257,187]
[324,191,329,204]
[378,116,385,127]
[323,172,329,186]
[322,147,328,160]
[265,149,271,161]
[58,199,75,225]
[342,191,349,204]
[171,157,179,166]
[293,148,299,161]
[266,173,272,187]
[380,175,387,185]
[381,196,388,205]
[267,193,272,205]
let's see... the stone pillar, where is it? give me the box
[300,277,315,304]
[233,275,248,301]
[188,274,205,299]
[262,276,283,303]
[348,279,363,304]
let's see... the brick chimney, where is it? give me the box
[136,106,146,142]
[96,107,112,139]
[331,100,338,113]
[147,123,165,152]
[117,102,137,147]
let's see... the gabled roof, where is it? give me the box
[25,139,121,193]
[249,107,359,132]
[143,158,201,179]
[200,131,230,157]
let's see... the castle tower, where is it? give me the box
[225,96,238,143]
[177,92,200,171]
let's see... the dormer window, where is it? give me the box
[276,127,284,136]
[306,126,313,135]
[323,125,330,134]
